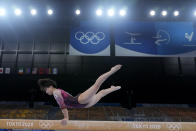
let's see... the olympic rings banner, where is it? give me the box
[70,21,110,56]
[115,21,196,57]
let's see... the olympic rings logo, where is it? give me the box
[75,31,105,44]
[166,123,182,131]
[39,121,54,129]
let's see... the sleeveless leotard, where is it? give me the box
[54,89,88,109]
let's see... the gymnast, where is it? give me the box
[38,64,122,125]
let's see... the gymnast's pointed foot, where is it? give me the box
[110,85,121,91]
[110,64,122,73]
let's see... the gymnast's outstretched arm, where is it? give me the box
[61,108,69,125]
[53,90,69,125]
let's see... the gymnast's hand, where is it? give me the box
[61,118,68,125]
[110,64,122,72]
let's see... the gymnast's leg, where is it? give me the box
[78,64,122,104]
[84,85,121,108]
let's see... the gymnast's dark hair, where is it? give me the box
[38,78,57,91]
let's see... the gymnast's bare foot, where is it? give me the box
[110,85,121,91]
[110,64,122,73]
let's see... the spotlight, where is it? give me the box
[48,9,53,15]
[119,9,126,16]
[96,9,103,16]
[107,9,114,16]
[194,10,196,16]
[149,10,156,16]
[75,9,80,15]
[31,9,37,15]
[0,8,5,16]
[14,8,22,16]
[174,10,179,16]
[161,10,167,16]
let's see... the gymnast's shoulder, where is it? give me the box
[53,89,62,96]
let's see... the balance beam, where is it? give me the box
[0,119,196,131]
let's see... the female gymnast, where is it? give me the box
[38,64,122,125]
